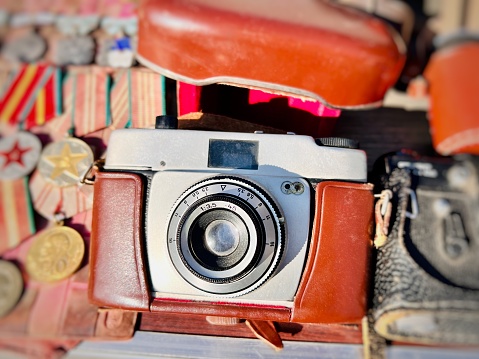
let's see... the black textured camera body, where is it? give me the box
[372,151,479,344]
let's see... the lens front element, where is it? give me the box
[167,177,284,296]
[204,220,240,256]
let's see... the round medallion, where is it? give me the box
[54,35,95,66]
[37,138,93,187]
[26,226,85,283]
[2,32,47,63]
[0,131,42,180]
[0,260,24,317]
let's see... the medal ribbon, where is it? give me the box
[0,64,62,130]
[0,67,18,102]
[0,177,36,254]
[46,66,111,138]
[110,67,165,129]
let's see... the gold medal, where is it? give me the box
[26,226,85,283]
[37,138,93,187]
[0,260,24,317]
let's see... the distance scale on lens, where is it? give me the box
[167,176,284,296]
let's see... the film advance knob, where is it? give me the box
[155,115,178,129]
[314,137,359,149]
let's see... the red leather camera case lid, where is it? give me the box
[89,171,150,311]
[137,0,405,109]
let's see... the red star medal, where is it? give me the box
[0,132,42,180]
[0,141,32,169]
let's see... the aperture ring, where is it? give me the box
[167,177,283,296]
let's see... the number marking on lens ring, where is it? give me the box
[170,183,273,224]
[167,177,283,296]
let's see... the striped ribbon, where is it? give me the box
[0,64,61,130]
[29,171,93,220]
[110,67,165,129]
[0,68,17,102]
[0,177,36,255]
[46,66,111,138]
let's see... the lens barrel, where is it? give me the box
[167,177,283,296]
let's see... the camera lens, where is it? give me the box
[204,220,239,256]
[187,208,251,272]
[167,176,284,296]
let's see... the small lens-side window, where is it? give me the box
[208,140,259,170]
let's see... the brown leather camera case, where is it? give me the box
[137,0,405,109]
[89,173,373,324]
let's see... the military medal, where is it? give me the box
[0,132,40,253]
[0,64,62,129]
[55,14,100,36]
[29,67,109,220]
[37,137,93,188]
[0,131,41,180]
[25,225,85,283]
[53,35,96,66]
[1,32,47,64]
[52,13,99,66]
[107,37,135,68]
[30,137,94,219]
[98,2,138,69]
[0,64,53,251]
[0,260,24,317]
[101,16,138,36]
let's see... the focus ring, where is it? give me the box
[167,176,284,296]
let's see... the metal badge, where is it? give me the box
[55,15,100,36]
[107,37,135,68]
[101,16,138,36]
[0,260,23,317]
[10,12,56,27]
[95,37,116,66]
[53,36,95,66]
[0,131,42,180]
[26,226,85,283]
[2,32,47,63]
[37,138,93,187]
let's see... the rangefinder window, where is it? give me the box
[208,140,259,170]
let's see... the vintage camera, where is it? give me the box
[89,118,374,324]
[372,151,479,344]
